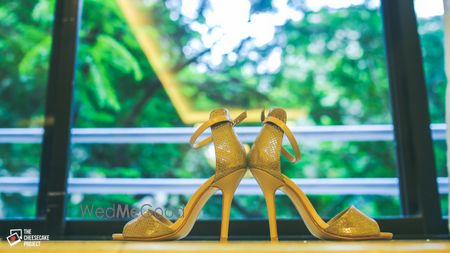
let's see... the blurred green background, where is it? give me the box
[0,0,447,220]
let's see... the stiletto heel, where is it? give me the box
[220,189,233,242]
[212,169,247,241]
[113,109,247,241]
[251,168,283,241]
[265,191,278,241]
[249,108,393,241]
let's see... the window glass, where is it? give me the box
[69,0,400,221]
[0,0,54,218]
[414,0,448,217]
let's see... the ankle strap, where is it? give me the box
[261,110,302,163]
[189,111,247,149]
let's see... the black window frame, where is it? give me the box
[0,0,448,240]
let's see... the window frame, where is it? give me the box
[0,0,448,239]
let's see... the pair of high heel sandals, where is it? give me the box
[112,108,393,241]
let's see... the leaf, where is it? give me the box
[32,0,54,25]
[96,35,143,81]
[88,54,121,111]
[18,36,51,79]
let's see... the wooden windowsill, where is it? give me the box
[1,240,450,252]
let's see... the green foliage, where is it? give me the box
[418,16,447,123]
[0,0,53,128]
[0,0,447,220]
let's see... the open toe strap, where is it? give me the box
[325,206,381,237]
[122,210,175,238]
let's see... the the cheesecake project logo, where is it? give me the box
[6,229,22,246]
[6,228,49,247]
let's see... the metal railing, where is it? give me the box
[0,123,446,143]
[0,124,447,196]
[0,176,447,195]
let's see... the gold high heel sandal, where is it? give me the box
[112,108,247,241]
[249,108,393,241]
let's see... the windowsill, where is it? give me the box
[1,240,450,252]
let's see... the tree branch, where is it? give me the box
[172,47,212,73]
[121,80,161,126]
